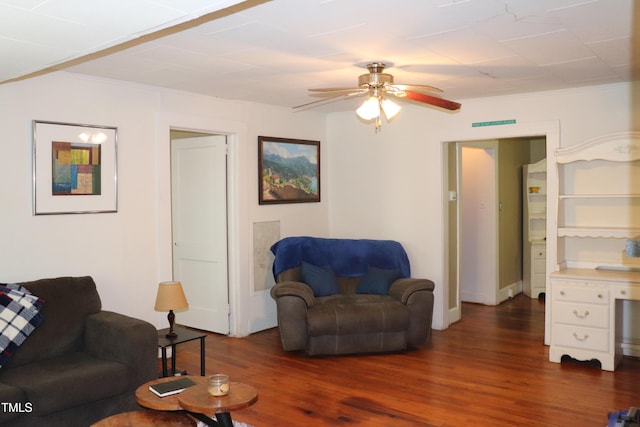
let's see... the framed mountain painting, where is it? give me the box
[258,136,320,205]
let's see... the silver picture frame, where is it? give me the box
[32,120,118,215]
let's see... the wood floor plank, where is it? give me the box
[166,295,640,426]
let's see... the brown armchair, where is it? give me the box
[270,237,435,356]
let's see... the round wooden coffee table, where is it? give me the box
[136,376,208,411]
[136,376,258,427]
[91,409,196,426]
[179,382,258,427]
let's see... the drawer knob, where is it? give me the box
[572,309,589,319]
[597,294,603,299]
[560,291,565,296]
[621,290,627,296]
[573,332,589,342]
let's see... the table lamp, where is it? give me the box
[154,281,189,338]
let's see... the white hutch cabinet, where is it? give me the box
[549,132,640,371]
[523,158,546,299]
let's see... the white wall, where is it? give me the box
[327,82,640,330]
[0,72,328,334]
[3,71,638,336]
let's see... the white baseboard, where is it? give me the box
[498,280,523,304]
[621,341,640,358]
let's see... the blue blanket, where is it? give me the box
[270,236,411,279]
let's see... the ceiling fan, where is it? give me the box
[293,62,461,131]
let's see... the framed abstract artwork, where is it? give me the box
[258,136,320,204]
[32,120,118,215]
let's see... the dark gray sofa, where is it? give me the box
[270,237,435,356]
[0,276,157,427]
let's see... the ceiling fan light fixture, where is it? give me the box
[296,61,460,132]
[380,98,401,120]
[356,96,380,121]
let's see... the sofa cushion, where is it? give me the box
[301,262,340,297]
[7,277,101,368]
[356,266,402,295]
[1,351,129,416]
[307,295,409,336]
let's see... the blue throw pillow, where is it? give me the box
[356,266,402,295]
[300,261,340,297]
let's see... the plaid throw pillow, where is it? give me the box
[0,284,45,368]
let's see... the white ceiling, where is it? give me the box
[2,0,638,112]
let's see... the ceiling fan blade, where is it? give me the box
[396,90,461,111]
[389,84,443,93]
[307,88,367,97]
[293,91,367,111]
[308,86,362,92]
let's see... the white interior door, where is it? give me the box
[171,134,229,334]
[458,142,498,305]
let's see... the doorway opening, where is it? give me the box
[170,129,229,335]
[446,135,547,325]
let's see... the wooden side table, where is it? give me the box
[136,376,258,427]
[136,376,207,411]
[179,382,258,427]
[91,410,196,426]
[158,326,206,376]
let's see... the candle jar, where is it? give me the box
[207,374,229,396]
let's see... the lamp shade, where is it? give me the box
[356,96,381,121]
[154,281,189,311]
[380,98,401,119]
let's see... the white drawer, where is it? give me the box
[533,259,546,272]
[552,280,609,304]
[532,274,545,288]
[552,301,608,328]
[551,324,609,352]
[612,285,640,300]
[532,246,546,259]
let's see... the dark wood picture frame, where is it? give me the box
[258,136,320,205]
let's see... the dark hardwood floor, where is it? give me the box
[168,295,640,426]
